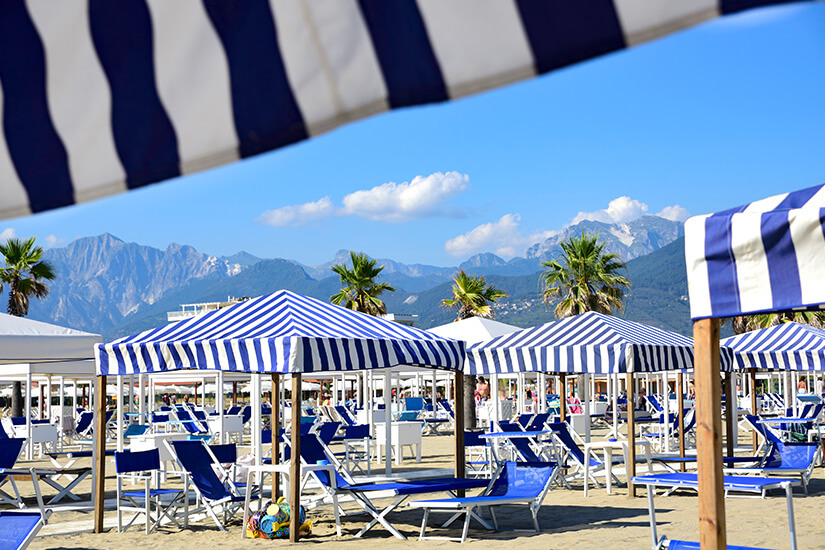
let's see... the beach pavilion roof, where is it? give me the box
[0,312,100,364]
[466,311,732,376]
[685,183,825,320]
[0,1,800,221]
[722,322,825,371]
[95,290,464,376]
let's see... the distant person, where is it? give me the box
[688,382,696,400]
[476,377,490,402]
[797,379,808,394]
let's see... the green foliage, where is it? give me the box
[330,251,395,316]
[541,232,630,318]
[0,237,56,317]
[442,270,508,320]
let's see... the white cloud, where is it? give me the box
[259,197,335,227]
[571,196,649,225]
[656,205,690,222]
[341,171,469,222]
[445,214,555,258]
[0,228,16,241]
[44,234,66,248]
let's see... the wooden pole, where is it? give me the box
[233,381,238,406]
[454,370,466,495]
[289,374,302,542]
[272,374,281,500]
[694,318,726,549]
[626,372,636,497]
[93,375,107,533]
[677,372,686,472]
[749,370,758,454]
[724,372,735,458]
[559,374,567,422]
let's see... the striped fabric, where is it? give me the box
[466,311,731,375]
[0,0,807,219]
[685,184,825,320]
[95,290,463,376]
[722,322,825,371]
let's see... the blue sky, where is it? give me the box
[4,2,825,266]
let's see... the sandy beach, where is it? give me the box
[16,427,825,550]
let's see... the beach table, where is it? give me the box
[632,472,800,550]
[582,438,651,496]
[374,421,422,465]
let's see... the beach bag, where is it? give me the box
[245,497,312,539]
[234,452,256,484]
[567,397,582,415]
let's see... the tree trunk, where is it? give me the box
[462,375,476,430]
[11,381,23,418]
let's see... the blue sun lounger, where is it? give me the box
[288,433,488,540]
[409,461,560,542]
[632,472,799,550]
[0,509,52,550]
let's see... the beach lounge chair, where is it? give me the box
[409,461,560,542]
[312,421,341,446]
[174,408,208,437]
[115,449,187,534]
[0,439,26,508]
[548,421,621,489]
[464,430,491,478]
[334,424,372,475]
[0,509,52,550]
[288,433,487,540]
[334,405,358,426]
[724,435,819,494]
[167,439,254,530]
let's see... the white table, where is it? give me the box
[13,423,58,458]
[241,462,338,539]
[207,414,243,443]
[583,439,652,496]
[375,421,422,465]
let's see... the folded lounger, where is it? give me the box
[409,461,560,542]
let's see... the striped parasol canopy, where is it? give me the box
[722,322,825,371]
[0,0,807,220]
[95,290,463,376]
[466,311,733,375]
[685,183,825,320]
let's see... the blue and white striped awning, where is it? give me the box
[466,311,733,376]
[0,1,808,220]
[685,184,825,320]
[722,322,825,371]
[95,290,463,376]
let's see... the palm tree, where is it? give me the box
[442,270,507,429]
[728,310,825,335]
[0,236,56,417]
[330,251,395,316]
[541,232,630,319]
[442,270,508,321]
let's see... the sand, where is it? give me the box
[21,430,825,550]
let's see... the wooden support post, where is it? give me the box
[454,370,466,496]
[626,372,636,497]
[559,374,567,422]
[677,372,686,472]
[233,381,238,406]
[749,370,758,454]
[93,375,107,533]
[694,318,726,550]
[289,374,302,543]
[272,374,281,500]
[724,372,735,458]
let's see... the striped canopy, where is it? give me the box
[466,311,733,375]
[686,184,825,320]
[722,322,825,371]
[0,0,806,220]
[95,290,463,376]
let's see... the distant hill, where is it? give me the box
[13,216,690,340]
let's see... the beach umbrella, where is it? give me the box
[685,183,825,547]
[0,2,796,225]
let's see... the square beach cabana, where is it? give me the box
[92,289,466,541]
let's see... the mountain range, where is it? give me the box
[13,215,689,341]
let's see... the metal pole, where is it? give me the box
[677,372,686,472]
[272,374,281,500]
[750,370,759,454]
[626,372,636,497]
[384,371,393,474]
